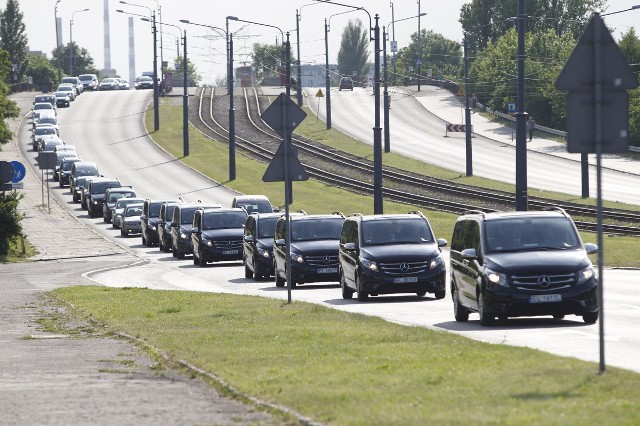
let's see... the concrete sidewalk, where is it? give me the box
[406,85,640,177]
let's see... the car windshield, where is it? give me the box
[36,127,57,135]
[202,212,246,230]
[75,166,98,176]
[258,216,278,239]
[33,104,52,110]
[91,182,119,194]
[108,192,134,203]
[180,208,199,225]
[163,205,176,220]
[236,200,272,214]
[55,91,68,97]
[361,218,434,245]
[116,198,141,209]
[125,206,143,217]
[79,75,93,81]
[149,203,162,217]
[291,218,343,241]
[61,160,79,171]
[485,217,581,252]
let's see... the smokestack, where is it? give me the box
[128,17,135,84]
[56,17,62,46]
[104,0,111,71]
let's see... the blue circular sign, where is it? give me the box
[10,160,26,183]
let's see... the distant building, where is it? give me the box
[28,50,47,58]
[298,64,338,87]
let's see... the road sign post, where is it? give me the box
[556,12,638,374]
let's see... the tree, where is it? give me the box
[251,43,294,83]
[0,191,23,258]
[395,29,462,83]
[337,19,370,84]
[169,56,202,87]
[459,0,604,58]
[50,43,97,77]
[619,28,640,147]
[0,0,29,84]
[27,55,56,91]
[0,49,19,145]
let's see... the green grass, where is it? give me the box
[146,98,640,267]
[53,286,640,426]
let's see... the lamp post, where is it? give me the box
[416,0,421,92]
[54,0,62,82]
[150,20,188,156]
[515,0,527,211]
[295,2,323,107]
[69,8,89,76]
[314,0,383,214]
[118,2,159,131]
[382,12,425,153]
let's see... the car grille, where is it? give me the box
[306,255,339,267]
[212,240,243,250]
[510,273,576,293]
[379,261,429,275]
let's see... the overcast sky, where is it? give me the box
[2,0,639,85]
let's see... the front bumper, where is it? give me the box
[358,265,446,295]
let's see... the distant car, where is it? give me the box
[36,116,60,134]
[31,125,58,151]
[56,84,76,101]
[141,199,178,247]
[32,102,56,120]
[243,212,281,280]
[113,197,145,229]
[98,78,120,91]
[135,76,154,89]
[61,76,83,95]
[39,138,64,153]
[78,73,99,91]
[103,187,138,223]
[120,203,144,237]
[339,77,354,91]
[118,79,130,90]
[55,91,71,107]
[191,208,248,267]
[34,94,56,108]
[57,157,82,188]
[231,194,274,214]
[70,162,100,201]
[53,148,77,181]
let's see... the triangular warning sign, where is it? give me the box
[315,89,324,97]
[262,142,309,182]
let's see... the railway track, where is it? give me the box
[189,86,640,236]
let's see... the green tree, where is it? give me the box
[50,43,97,77]
[27,55,56,91]
[0,0,29,84]
[459,0,603,57]
[0,191,24,258]
[0,49,19,145]
[168,56,201,87]
[395,29,462,83]
[251,43,293,83]
[619,28,640,147]
[337,19,370,83]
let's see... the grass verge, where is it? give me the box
[53,286,640,425]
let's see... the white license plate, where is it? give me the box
[317,267,338,274]
[222,250,238,255]
[529,294,562,303]
[393,277,418,284]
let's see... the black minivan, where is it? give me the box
[449,208,599,325]
[243,212,281,280]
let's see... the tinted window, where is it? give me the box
[203,212,247,230]
[36,127,57,135]
[125,206,143,217]
[61,160,78,171]
[149,203,162,217]
[164,205,176,220]
[236,200,272,214]
[75,165,98,176]
[258,216,278,238]
[180,207,199,225]
[116,198,141,209]
[91,182,119,194]
[291,218,343,241]
[484,217,580,252]
[361,218,433,245]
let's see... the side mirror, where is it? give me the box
[275,238,286,247]
[244,235,255,243]
[584,243,598,255]
[192,227,200,234]
[343,242,357,250]
[461,248,478,260]
[170,222,178,228]
[140,214,147,221]
[437,238,448,248]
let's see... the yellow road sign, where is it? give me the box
[315,89,324,97]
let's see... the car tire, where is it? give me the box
[103,214,109,223]
[193,252,200,265]
[58,180,63,188]
[356,276,368,302]
[340,272,353,300]
[177,249,185,260]
[452,286,469,322]
[434,290,446,300]
[172,243,178,257]
[416,291,427,297]
[478,291,494,326]
[120,228,126,237]
[163,239,171,253]
[583,311,599,324]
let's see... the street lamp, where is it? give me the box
[69,8,89,76]
[382,12,425,153]
[295,2,324,107]
[147,19,188,157]
[120,0,163,82]
[313,0,383,214]
[117,7,159,131]
[54,0,62,82]
[417,0,421,92]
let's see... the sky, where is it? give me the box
[2,0,640,85]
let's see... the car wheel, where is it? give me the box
[163,239,171,253]
[58,180,63,188]
[72,194,78,202]
[583,311,599,324]
[553,314,565,319]
[416,291,427,297]
[434,290,446,300]
[193,252,200,265]
[340,272,353,300]
[356,275,368,302]
[478,291,494,326]
[103,214,109,223]
[244,261,253,279]
[452,286,469,322]
[120,228,126,237]
[177,249,185,260]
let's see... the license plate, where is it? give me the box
[393,277,418,284]
[222,250,238,255]
[529,294,562,303]
[317,267,337,274]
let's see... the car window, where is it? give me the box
[257,216,278,238]
[180,207,199,225]
[291,218,343,241]
[125,206,143,217]
[149,203,162,217]
[203,212,247,230]
[485,217,580,252]
[361,219,434,245]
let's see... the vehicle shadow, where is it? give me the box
[178,261,243,269]
[434,316,590,332]
[324,294,437,305]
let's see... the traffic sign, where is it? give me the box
[507,102,516,113]
[0,161,14,184]
[262,142,309,182]
[390,40,398,53]
[415,58,423,65]
[315,89,324,97]
[37,151,57,170]
[260,92,307,138]
[10,161,25,183]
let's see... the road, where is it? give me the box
[310,84,640,205]
[16,89,640,374]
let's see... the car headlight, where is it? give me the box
[150,225,157,231]
[180,232,188,239]
[429,255,444,270]
[291,253,304,263]
[577,266,597,285]
[93,200,98,205]
[485,268,508,287]
[360,257,378,271]
[257,247,270,258]
[203,239,213,247]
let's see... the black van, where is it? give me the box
[243,212,281,280]
[449,208,599,325]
